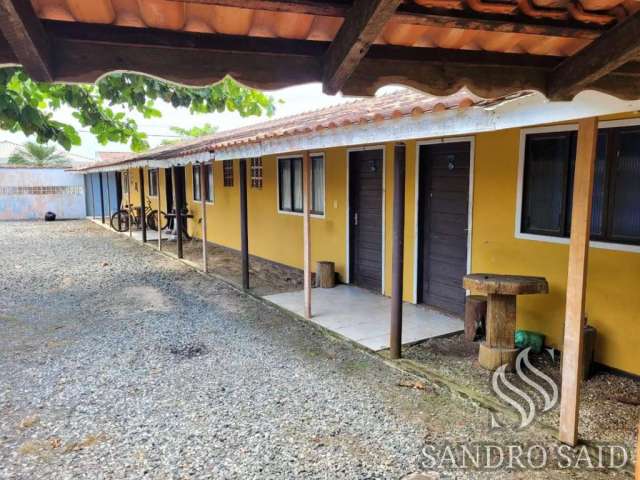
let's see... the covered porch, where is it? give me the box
[265,284,463,351]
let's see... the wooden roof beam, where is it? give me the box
[176,0,603,39]
[547,10,640,100]
[322,0,403,95]
[0,0,52,81]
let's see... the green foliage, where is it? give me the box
[161,123,218,145]
[0,69,276,152]
[8,141,68,166]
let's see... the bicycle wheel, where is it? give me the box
[110,210,130,232]
[146,210,158,231]
[146,210,169,231]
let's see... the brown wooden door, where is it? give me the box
[419,142,470,316]
[349,149,384,292]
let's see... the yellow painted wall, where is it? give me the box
[471,127,640,376]
[183,144,416,302]
[133,118,638,375]
[125,166,169,213]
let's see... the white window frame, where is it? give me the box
[515,119,640,254]
[148,168,159,197]
[192,163,215,204]
[122,171,129,195]
[205,162,215,204]
[276,153,326,218]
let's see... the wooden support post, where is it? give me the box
[390,143,406,359]
[98,173,105,224]
[105,172,112,219]
[127,170,132,238]
[559,117,598,447]
[302,152,312,319]
[239,159,250,290]
[88,175,95,220]
[171,166,183,258]
[139,167,147,243]
[157,169,162,251]
[200,162,208,273]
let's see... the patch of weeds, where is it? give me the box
[340,359,371,375]
[18,415,40,430]
[62,433,107,453]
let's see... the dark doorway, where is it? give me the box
[166,166,186,212]
[349,149,384,292]
[418,142,470,316]
[165,167,174,211]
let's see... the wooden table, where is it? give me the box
[463,273,549,371]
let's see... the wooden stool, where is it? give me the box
[316,261,335,288]
[464,295,486,342]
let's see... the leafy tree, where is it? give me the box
[0,68,276,152]
[161,123,218,145]
[8,141,68,166]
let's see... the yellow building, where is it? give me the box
[80,90,640,377]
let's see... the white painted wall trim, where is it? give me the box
[212,91,640,161]
[514,118,640,254]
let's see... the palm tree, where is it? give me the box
[8,141,68,166]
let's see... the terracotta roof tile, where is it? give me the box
[75,89,529,171]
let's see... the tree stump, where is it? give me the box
[464,295,487,342]
[316,261,335,288]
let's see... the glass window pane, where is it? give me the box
[293,158,303,212]
[589,133,608,237]
[206,164,214,202]
[522,134,571,236]
[609,129,640,242]
[311,156,324,214]
[280,159,292,211]
[193,167,201,201]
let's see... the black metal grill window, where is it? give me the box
[223,160,234,187]
[250,158,263,189]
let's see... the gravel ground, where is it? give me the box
[0,220,634,479]
[404,335,639,457]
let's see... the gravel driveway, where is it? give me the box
[0,221,631,479]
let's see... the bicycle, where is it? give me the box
[110,199,168,233]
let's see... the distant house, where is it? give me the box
[0,141,93,220]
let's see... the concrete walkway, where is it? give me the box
[265,285,463,351]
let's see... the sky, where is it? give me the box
[0,82,384,161]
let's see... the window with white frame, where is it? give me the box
[122,171,129,195]
[148,169,158,196]
[278,155,324,215]
[193,163,214,203]
[193,165,202,201]
[520,125,640,245]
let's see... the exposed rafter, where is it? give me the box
[322,0,403,94]
[1,19,638,101]
[0,0,52,81]
[548,10,640,100]
[175,0,603,39]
